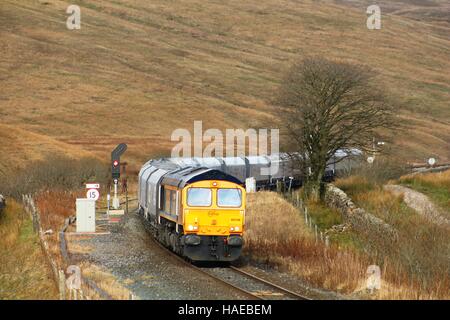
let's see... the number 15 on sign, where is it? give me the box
[87,189,100,201]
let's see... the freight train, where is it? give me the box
[138,150,362,262]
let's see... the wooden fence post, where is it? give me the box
[276,181,282,194]
[59,270,66,300]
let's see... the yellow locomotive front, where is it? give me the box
[181,180,245,261]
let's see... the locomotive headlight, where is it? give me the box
[235,226,240,231]
[188,225,194,231]
[230,227,235,231]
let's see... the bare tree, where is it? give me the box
[277,57,395,200]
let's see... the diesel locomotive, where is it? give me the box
[138,159,246,261]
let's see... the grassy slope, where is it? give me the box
[245,192,368,295]
[246,191,449,298]
[0,0,449,171]
[335,176,449,298]
[0,200,58,299]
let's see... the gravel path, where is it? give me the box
[384,184,450,227]
[69,212,252,300]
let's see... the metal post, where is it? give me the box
[112,179,119,209]
[125,180,129,215]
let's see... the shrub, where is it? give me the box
[0,155,108,199]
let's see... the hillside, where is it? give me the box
[1,0,449,172]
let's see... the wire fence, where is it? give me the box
[280,189,331,247]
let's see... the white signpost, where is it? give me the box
[428,157,436,166]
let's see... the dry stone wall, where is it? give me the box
[325,184,398,241]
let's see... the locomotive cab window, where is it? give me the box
[217,188,242,207]
[162,188,177,215]
[170,190,177,215]
[187,188,212,207]
[164,189,171,213]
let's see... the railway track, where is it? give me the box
[199,265,310,300]
[138,212,310,300]
[229,266,310,300]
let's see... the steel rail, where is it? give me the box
[138,213,262,300]
[229,266,311,300]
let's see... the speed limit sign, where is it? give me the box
[86,188,100,201]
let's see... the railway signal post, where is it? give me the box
[110,143,127,211]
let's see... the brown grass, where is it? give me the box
[79,262,132,300]
[245,191,450,299]
[245,192,369,294]
[0,199,58,299]
[67,242,94,255]
[32,190,82,272]
[35,190,80,232]
[404,169,450,186]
